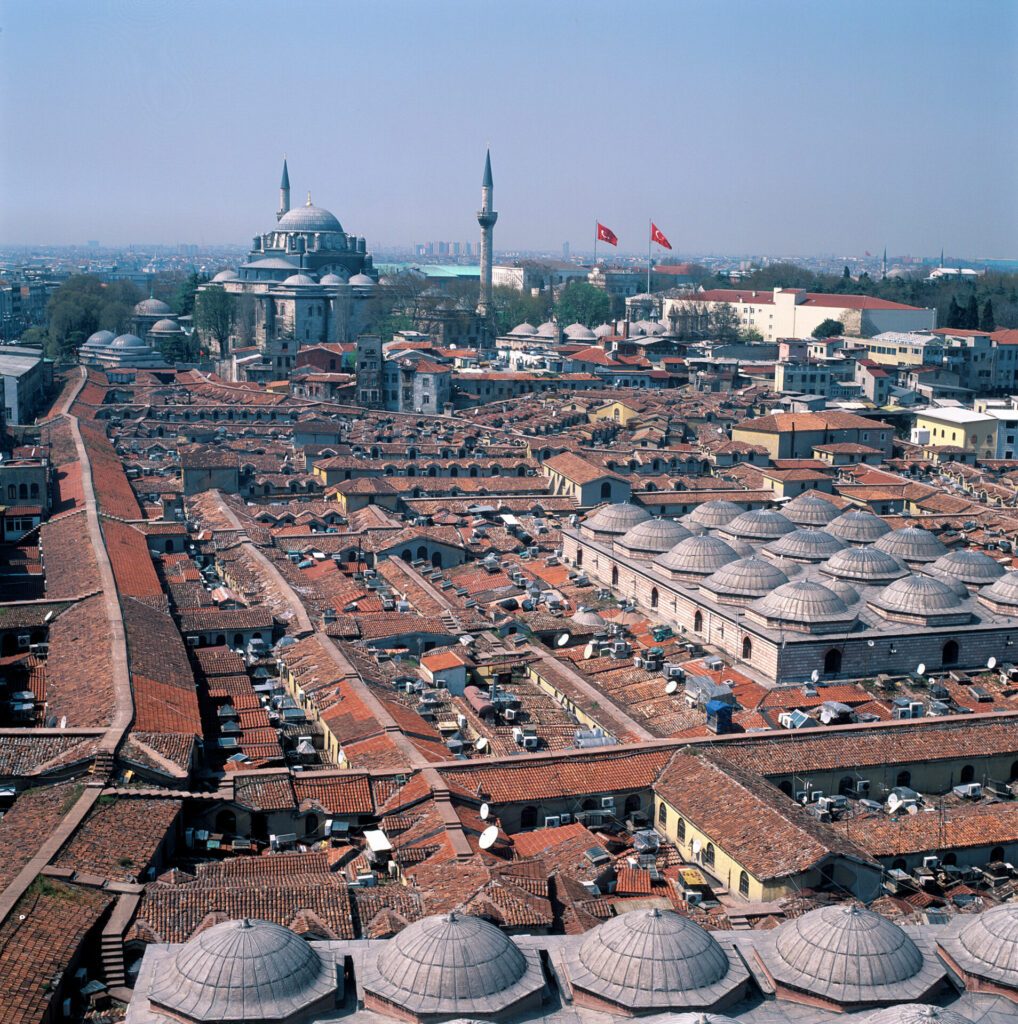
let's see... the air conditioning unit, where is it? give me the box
[922,855,940,870]
[16,635,30,649]
[544,816,561,828]
[187,636,200,646]
[559,813,572,824]
[601,796,615,810]
[504,708,518,722]
[855,779,871,796]
[682,890,703,906]
[953,782,982,799]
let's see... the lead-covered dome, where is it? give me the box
[349,273,376,287]
[276,204,342,233]
[150,318,181,333]
[564,322,597,340]
[864,1006,976,1024]
[872,575,962,615]
[319,272,346,285]
[822,546,908,584]
[930,548,1005,585]
[617,517,692,555]
[536,321,559,338]
[571,606,607,629]
[979,570,1018,609]
[582,502,651,535]
[212,269,239,283]
[683,499,744,529]
[148,918,335,1024]
[366,913,543,1018]
[827,509,892,543]
[761,904,942,1007]
[110,333,147,349]
[751,580,851,629]
[83,329,115,348]
[938,901,1018,994]
[783,493,841,526]
[566,908,746,1011]
[722,508,796,540]
[873,527,947,564]
[655,535,739,577]
[766,528,846,563]
[703,557,789,600]
[511,322,537,335]
[282,273,317,286]
[134,297,171,316]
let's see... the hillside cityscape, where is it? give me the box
[1,4,1017,1024]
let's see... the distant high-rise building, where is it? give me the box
[452,241,461,257]
[562,241,570,260]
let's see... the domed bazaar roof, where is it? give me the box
[873,574,962,615]
[827,509,892,543]
[979,570,1018,607]
[564,322,597,340]
[752,579,851,625]
[83,329,115,348]
[937,901,1018,992]
[536,321,559,338]
[822,546,908,584]
[149,918,335,1023]
[571,606,607,628]
[783,493,841,526]
[766,528,846,562]
[582,502,651,534]
[150,318,181,333]
[761,904,944,1006]
[110,333,147,349]
[683,499,744,529]
[511,322,537,335]
[366,913,543,1016]
[618,517,691,553]
[655,535,739,576]
[930,548,1005,585]
[703,558,789,599]
[863,1006,977,1024]
[873,526,948,563]
[722,508,796,540]
[565,908,747,1011]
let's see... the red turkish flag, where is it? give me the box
[651,223,672,249]
[596,222,618,246]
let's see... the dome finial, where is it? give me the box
[306,190,312,207]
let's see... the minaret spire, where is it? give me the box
[277,156,290,221]
[476,149,498,334]
[881,246,887,280]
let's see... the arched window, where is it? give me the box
[520,806,538,830]
[892,858,907,871]
[416,545,428,560]
[431,551,443,568]
[18,484,27,500]
[779,780,794,797]
[960,764,975,784]
[838,776,854,796]
[824,648,842,674]
[694,610,703,632]
[164,539,174,553]
[943,852,957,866]
[657,802,667,825]
[600,481,612,500]
[305,813,319,837]
[650,587,659,609]
[576,549,583,567]
[942,639,959,666]
[676,817,685,842]
[739,871,750,897]
[29,483,38,498]
[215,634,226,646]
[991,846,1005,862]
[581,798,597,811]
[624,794,641,816]
[214,809,236,834]
[611,566,619,586]
[703,843,715,867]
[896,770,911,788]
[6,485,14,499]
[742,636,752,660]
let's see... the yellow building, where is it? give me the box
[912,408,997,458]
[589,399,641,426]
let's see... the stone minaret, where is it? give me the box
[476,149,497,319]
[277,157,290,222]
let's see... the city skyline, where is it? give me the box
[1,1,1016,255]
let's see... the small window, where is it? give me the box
[657,803,667,825]
[738,870,750,897]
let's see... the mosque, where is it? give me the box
[197,159,379,375]
[78,296,184,370]
[125,903,1018,1024]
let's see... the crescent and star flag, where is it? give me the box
[596,222,618,246]
[651,223,672,249]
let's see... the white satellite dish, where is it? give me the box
[478,825,499,850]
[916,663,926,676]
[987,656,997,670]
[691,839,702,855]
[474,737,488,752]
[665,679,679,695]
[480,803,489,820]
[556,631,571,647]
[867,640,875,648]
[810,669,820,683]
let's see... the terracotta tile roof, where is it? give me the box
[0,733,101,779]
[292,773,374,814]
[102,518,165,601]
[0,782,82,891]
[44,596,116,727]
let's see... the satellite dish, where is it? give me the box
[810,669,820,683]
[916,663,927,676]
[556,631,571,647]
[480,803,489,820]
[478,825,499,850]
[474,737,488,752]
[867,640,875,648]
[987,656,997,670]
[665,679,679,695]
[691,839,702,855]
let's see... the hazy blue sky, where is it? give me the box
[1,0,1016,255]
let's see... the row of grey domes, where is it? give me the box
[82,330,150,350]
[784,492,842,525]
[753,578,853,624]
[767,528,846,561]
[583,502,652,534]
[721,508,798,540]
[618,517,692,553]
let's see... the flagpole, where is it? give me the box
[593,218,598,267]
[647,219,652,294]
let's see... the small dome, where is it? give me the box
[564,322,597,340]
[134,297,171,315]
[940,902,1018,990]
[684,499,744,529]
[618,517,692,554]
[827,509,892,543]
[655,535,739,576]
[822,546,908,584]
[211,269,239,282]
[980,570,1018,607]
[536,321,559,338]
[276,204,343,233]
[766,528,846,562]
[511,322,537,335]
[924,568,970,597]
[349,272,376,287]
[770,905,926,1001]
[873,574,962,614]
[783,493,841,526]
[864,1006,975,1024]
[593,323,615,337]
[282,273,317,286]
[149,318,181,333]
[149,918,334,1024]
[571,606,607,629]
[582,502,651,535]
[723,508,796,540]
[874,527,948,564]
[369,913,539,1016]
[753,580,850,625]
[825,578,860,604]
[83,329,115,347]
[704,557,789,598]
[110,333,147,349]
[320,272,346,285]
[571,908,734,1009]
[930,548,1005,585]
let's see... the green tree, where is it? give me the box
[812,318,845,339]
[174,271,209,317]
[945,296,963,329]
[980,299,996,332]
[193,285,235,357]
[42,274,140,360]
[709,303,741,343]
[490,285,550,335]
[555,281,610,328]
[964,294,980,330]
[842,265,851,280]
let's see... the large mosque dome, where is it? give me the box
[276,203,343,233]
